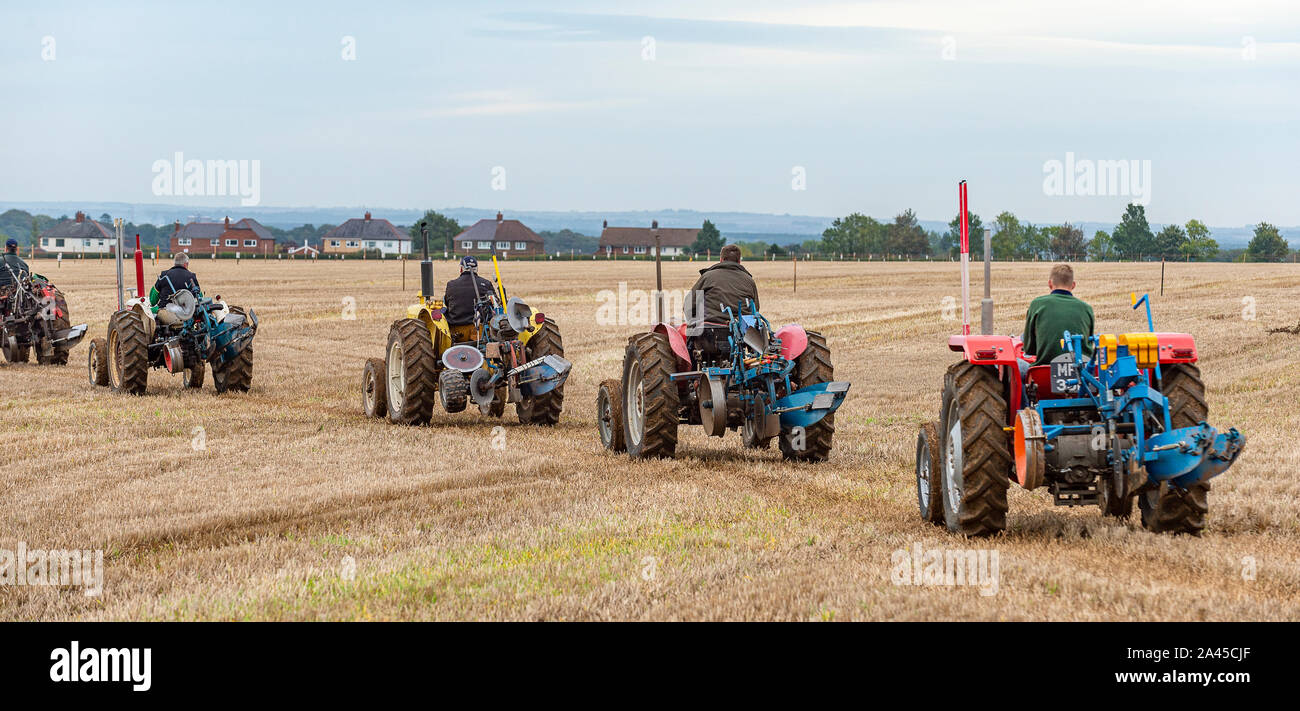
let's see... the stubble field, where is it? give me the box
[1,256,1298,621]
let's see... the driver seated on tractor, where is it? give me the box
[1020,263,1095,376]
[683,244,759,362]
[0,238,31,308]
[151,252,202,326]
[442,255,495,342]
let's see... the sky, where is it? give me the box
[0,0,1296,226]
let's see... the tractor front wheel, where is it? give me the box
[779,330,834,461]
[384,319,436,424]
[939,361,1011,536]
[596,379,625,452]
[517,319,565,425]
[362,357,388,418]
[916,421,944,525]
[87,337,109,386]
[622,332,679,459]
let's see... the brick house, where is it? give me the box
[452,212,544,258]
[598,221,699,257]
[37,211,115,254]
[171,217,275,256]
[321,212,410,256]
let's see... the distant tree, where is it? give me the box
[409,210,461,254]
[1050,223,1086,259]
[821,213,885,256]
[29,217,38,248]
[765,242,787,257]
[886,209,930,256]
[689,220,724,255]
[538,229,598,254]
[1154,224,1188,258]
[991,212,1022,260]
[99,212,112,225]
[1021,223,1050,260]
[943,212,983,259]
[1087,230,1113,261]
[1246,222,1289,262]
[1180,219,1218,261]
[1111,203,1155,259]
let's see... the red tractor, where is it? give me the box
[915,182,1243,536]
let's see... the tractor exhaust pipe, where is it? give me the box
[959,181,970,336]
[419,224,433,299]
[134,234,144,299]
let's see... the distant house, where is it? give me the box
[38,211,115,254]
[452,212,544,258]
[598,221,699,257]
[321,212,410,256]
[171,216,276,256]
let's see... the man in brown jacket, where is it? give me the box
[684,244,760,327]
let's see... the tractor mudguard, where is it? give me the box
[774,324,808,360]
[947,334,1022,366]
[1154,332,1197,364]
[652,322,692,371]
[774,381,850,429]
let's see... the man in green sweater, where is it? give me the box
[1022,263,1094,364]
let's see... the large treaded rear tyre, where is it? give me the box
[362,357,388,417]
[597,378,625,452]
[939,361,1011,536]
[438,368,469,413]
[1140,364,1210,535]
[779,330,834,461]
[622,332,679,459]
[516,319,564,425]
[384,318,436,425]
[107,311,149,395]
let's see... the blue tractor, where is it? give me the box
[600,299,850,461]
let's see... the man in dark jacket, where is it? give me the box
[153,252,201,306]
[0,238,30,289]
[443,256,495,328]
[684,244,759,327]
[1022,263,1094,365]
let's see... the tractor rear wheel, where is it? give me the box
[916,421,944,525]
[596,379,625,452]
[939,362,1011,536]
[1139,364,1210,534]
[213,345,253,393]
[623,332,679,459]
[87,337,109,386]
[384,319,436,425]
[438,369,469,413]
[362,357,388,418]
[107,311,149,395]
[517,319,565,425]
[779,330,834,461]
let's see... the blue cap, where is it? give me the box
[459,255,478,272]
[4,238,16,249]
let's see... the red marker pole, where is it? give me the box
[134,235,145,299]
[959,181,971,336]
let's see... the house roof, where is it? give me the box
[40,213,113,241]
[322,215,409,242]
[599,226,700,248]
[174,218,273,241]
[454,217,543,245]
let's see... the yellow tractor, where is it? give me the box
[361,229,569,426]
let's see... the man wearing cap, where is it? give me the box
[442,255,495,340]
[0,238,30,289]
